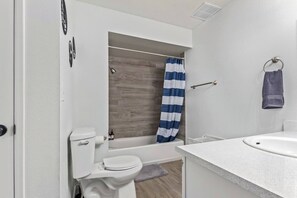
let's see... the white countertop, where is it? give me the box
[177,134,297,198]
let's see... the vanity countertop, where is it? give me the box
[176,134,297,198]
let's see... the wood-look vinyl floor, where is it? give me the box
[135,160,182,198]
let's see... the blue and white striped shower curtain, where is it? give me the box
[156,58,186,143]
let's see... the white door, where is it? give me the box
[0,0,14,197]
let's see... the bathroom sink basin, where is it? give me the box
[243,132,297,158]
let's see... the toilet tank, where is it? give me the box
[70,128,96,179]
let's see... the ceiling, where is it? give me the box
[80,0,232,29]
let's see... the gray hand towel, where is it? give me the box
[262,70,284,109]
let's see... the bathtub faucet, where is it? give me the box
[109,129,115,140]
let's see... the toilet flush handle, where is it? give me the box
[79,140,89,146]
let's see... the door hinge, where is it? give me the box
[13,124,16,135]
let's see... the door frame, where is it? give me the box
[14,0,25,197]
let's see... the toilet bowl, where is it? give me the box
[70,128,143,198]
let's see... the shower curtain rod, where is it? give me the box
[108,45,185,60]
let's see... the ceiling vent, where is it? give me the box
[192,2,222,21]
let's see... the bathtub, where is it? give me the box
[107,135,184,165]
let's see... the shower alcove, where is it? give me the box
[107,32,189,165]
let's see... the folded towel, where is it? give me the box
[262,70,284,109]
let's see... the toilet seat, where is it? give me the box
[103,155,141,171]
[83,156,143,180]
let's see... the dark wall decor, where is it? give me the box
[69,41,73,67]
[72,37,76,59]
[61,0,68,35]
[69,37,76,67]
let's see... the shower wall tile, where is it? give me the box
[109,56,185,140]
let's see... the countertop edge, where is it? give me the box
[176,146,282,198]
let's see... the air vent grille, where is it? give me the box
[192,2,222,21]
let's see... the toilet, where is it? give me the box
[70,128,143,198]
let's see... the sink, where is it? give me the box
[243,132,297,158]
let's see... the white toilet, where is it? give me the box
[70,128,143,198]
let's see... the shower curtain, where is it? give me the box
[156,58,186,143]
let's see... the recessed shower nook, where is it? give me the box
[107,32,189,165]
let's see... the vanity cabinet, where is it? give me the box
[183,158,259,198]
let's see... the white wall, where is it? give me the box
[73,1,192,161]
[186,0,297,140]
[60,0,75,197]
[25,0,75,197]
[25,0,60,197]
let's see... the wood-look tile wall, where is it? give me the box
[109,56,185,140]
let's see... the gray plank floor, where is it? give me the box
[135,160,182,198]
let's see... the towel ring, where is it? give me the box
[263,57,284,72]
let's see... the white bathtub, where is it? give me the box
[107,135,184,165]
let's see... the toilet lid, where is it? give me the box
[103,155,141,171]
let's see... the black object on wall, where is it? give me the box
[61,0,68,35]
[69,40,73,67]
[72,37,76,60]
[69,37,76,67]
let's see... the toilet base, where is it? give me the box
[81,179,137,198]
